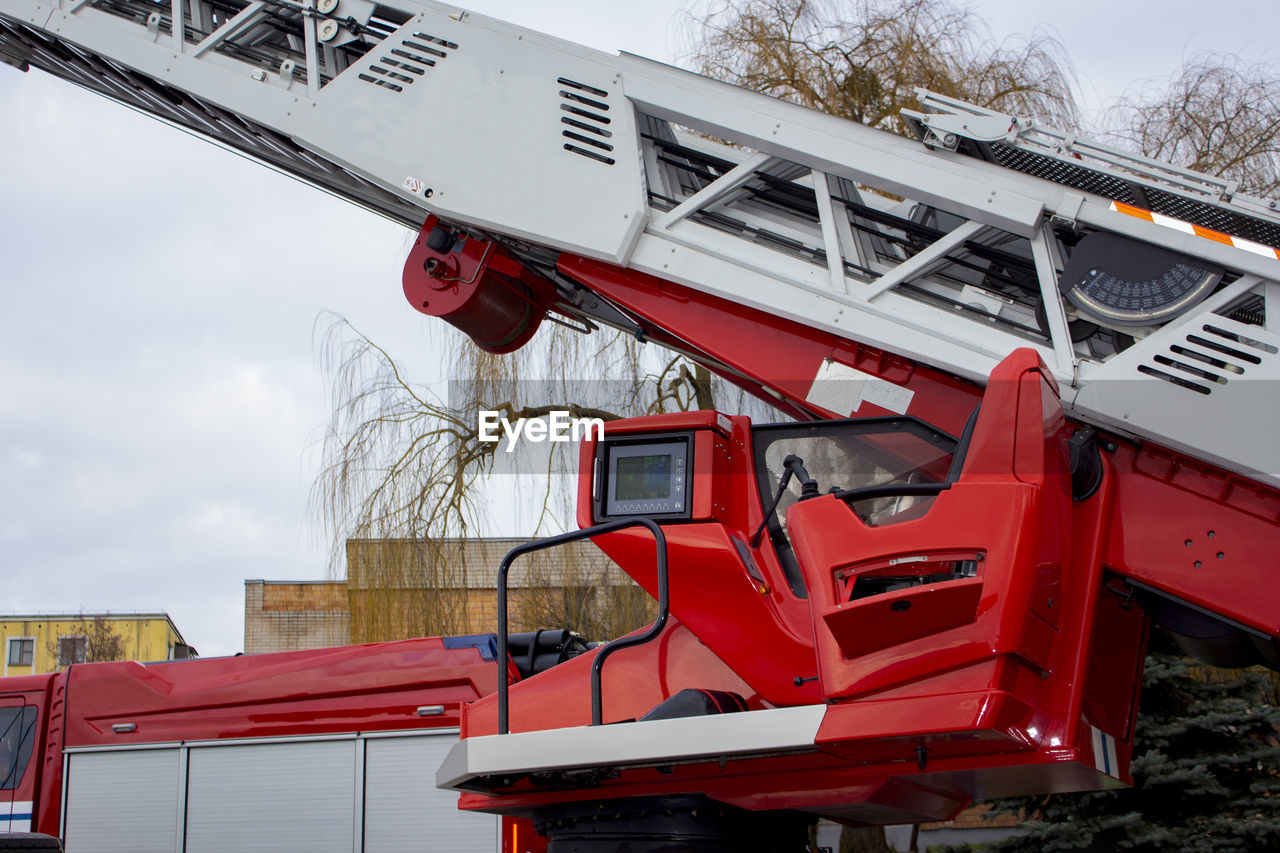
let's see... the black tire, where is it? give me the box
[0,833,62,851]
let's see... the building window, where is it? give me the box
[7,638,34,667]
[58,636,87,667]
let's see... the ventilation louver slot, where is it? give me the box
[358,32,457,93]
[558,77,614,165]
[1138,321,1278,396]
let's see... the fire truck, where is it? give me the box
[1,0,1278,850]
[0,632,577,851]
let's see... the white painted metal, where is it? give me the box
[1029,225,1077,376]
[864,220,988,301]
[63,748,182,853]
[185,739,357,853]
[904,90,1275,220]
[365,735,497,853]
[655,152,776,231]
[437,704,827,791]
[1071,311,1280,481]
[1,0,1277,483]
[58,730,497,852]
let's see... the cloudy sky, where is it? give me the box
[0,0,1275,657]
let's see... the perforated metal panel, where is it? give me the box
[985,142,1280,248]
[64,749,180,853]
[1073,311,1280,479]
[364,735,497,853]
[184,740,356,853]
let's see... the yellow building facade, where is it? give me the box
[1,612,194,677]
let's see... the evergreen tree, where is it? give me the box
[977,633,1280,852]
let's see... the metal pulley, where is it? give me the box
[1059,232,1223,327]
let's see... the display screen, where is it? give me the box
[615,454,673,501]
[600,435,691,519]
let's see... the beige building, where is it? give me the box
[245,537,650,654]
[242,581,351,654]
[2,612,194,677]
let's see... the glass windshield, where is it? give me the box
[0,704,38,791]
[752,418,958,593]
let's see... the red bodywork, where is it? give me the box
[442,255,1278,829]
[2,637,539,850]
[454,351,1144,824]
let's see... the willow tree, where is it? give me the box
[685,0,1079,135]
[312,314,719,642]
[1102,52,1280,198]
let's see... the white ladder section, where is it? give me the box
[2,0,1278,485]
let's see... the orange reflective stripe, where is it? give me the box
[1109,201,1280,261]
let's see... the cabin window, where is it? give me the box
[0,705,38,790]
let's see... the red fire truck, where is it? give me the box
[1,633,571,851]
[2,0,1278,849]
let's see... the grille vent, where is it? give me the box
[359,32,457,93]
[558,77,614,165]
[1137,320,1278,396]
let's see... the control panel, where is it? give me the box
[596,434,693,520]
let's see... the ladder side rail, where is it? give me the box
[630,217,1051,383]
[6,0,1274,281]
[637,170,1063,373]
[909,89,1276,218]
[5,0,1279,487]
[0,6,425,226]
[618,58,1280,284]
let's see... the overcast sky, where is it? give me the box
[0,0,1275,657]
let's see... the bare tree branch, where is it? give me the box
[309,312,757,642]
[1102,52,1280,198]
[683,0,1079,136]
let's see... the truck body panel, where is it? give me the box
[2,636,517,851]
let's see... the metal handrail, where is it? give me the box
[496,517,669,734]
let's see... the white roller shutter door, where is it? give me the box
[63,749,180,853]
[363,735,497,853]
[185,739,356,853]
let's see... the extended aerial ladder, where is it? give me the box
[3,0,1279,848]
